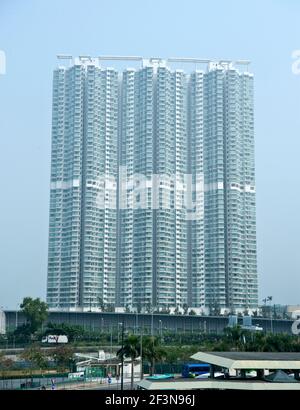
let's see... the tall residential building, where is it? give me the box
[47,60,118,309]
[203,63,257,310]
[47,56,258,312]
[118,63,188,310]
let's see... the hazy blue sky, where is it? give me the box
[0,0,299,309]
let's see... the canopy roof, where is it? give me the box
[191,352,300,370]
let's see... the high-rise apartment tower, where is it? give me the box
[47,56,258,312]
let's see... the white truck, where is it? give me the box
[41,335,68,344]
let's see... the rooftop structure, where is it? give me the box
[191,351,300,370]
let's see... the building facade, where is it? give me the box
[47,61,118,309]
[47,56,258,312]
[203,63,257,311]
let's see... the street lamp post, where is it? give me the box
[120,322,124,391]
[15,304,19,329]
[110,325,113,359]
[140,327,143,380]
[159,320,162,338]
[151,307,154,336]
[151,314,153,336]
[135,312,138,335]
[263,296,273,333]
[0,306,3,337]
[268,296,273,334]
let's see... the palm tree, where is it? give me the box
[224,325,246,350]
[142,336,166,376]
[117,334,140,389]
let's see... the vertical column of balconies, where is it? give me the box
[173,70,188,308]
[48,65,84,309]
[240,73,258,308]
[188,71,205,308]
[118,69,136,308]
[203,68,227,309]
[60,64,84,308]
[47,68,66,308]
[223,68,246,309]
[81,66,118,309]
[155,67,176,308]
[223,69,257,310]
[203,66,257,312]
[132,67,154,309]
[101,69,118,307]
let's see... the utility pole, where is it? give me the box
[151,306,154,336]
[268,296,273,334]
[110,326,113,360]
[159,320,162,338]
[121,322,124,391]
[15,305,19,329]
[263,296,273,333]
[140,327,143,380]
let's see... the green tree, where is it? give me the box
[144,303,152,314]
[243,308,249,316]
[209,301,221,316]
[21,345,48,378]
[164,346,180,365]
[224,325,246,350]
[142,336,166,376]
[174,306,181,315]
[97,297,105,311]
[182,304,189,315]
[51,345,75,372]
[0,352,14,387]
[13,323,32,343]
[125,305,131,313]
[104,303,115,313]
[20,297,48,336]
[117,334,140,389]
